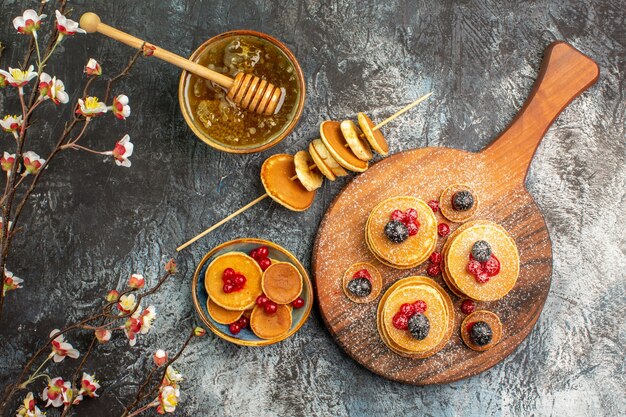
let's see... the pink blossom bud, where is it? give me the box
[142,43,156,56]
[194,326,206,337]
[105,289,119,302]
[84,58,102,76]
[1,152,15,172]
[153,349,168,366]
[165,259,178,274]
[128,274,145,289]
[94,329,111,343]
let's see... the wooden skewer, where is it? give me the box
[177,92,433,251]
[79,13,283,116]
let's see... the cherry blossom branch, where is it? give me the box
[104,49,143,103]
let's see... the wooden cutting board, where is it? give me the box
[312,42,599,385]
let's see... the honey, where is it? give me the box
[183,34,302,149]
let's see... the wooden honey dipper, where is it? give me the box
[79,13,284,115]
[177,92,432,251]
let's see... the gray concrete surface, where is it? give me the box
[0,0,624,416]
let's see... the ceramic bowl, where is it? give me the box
[191,238,313,346]
[178,30,306,154]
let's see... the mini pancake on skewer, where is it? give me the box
[294,150,323,191]
[340,120,373,161]
[261,154,316,211]
[358,112,389,156]
[311,139,348,177]
[308,142,337,181]
[320,121,369,172]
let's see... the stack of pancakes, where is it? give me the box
[442,220,520,301]
[260,113,389,212]
[377,276,454,358]
[365,196,438,269]
[205,252,303,340]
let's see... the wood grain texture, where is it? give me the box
[312,42,598,384]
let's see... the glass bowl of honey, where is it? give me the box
[178,30,306,153]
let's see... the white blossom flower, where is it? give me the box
[117,293,137,314]
[164,366,183,385]
[0,66,37,88]
[156,385,180,414]
[22,151,46,175]
[13,10,46,37]
[84,58,102,76]
[55,10,85,36]
[109,134,134,167]
[110,94,130,120]
[0,115,22,133]
[3,270,23,295]
[1,152,16,173]
[76,96,107,117]
[78,373,100,398]
[16,392,45,417]
[50,329,80,362]
[42,377,70,408]
[39,73,69,104]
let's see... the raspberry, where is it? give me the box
[413,300,427,313]
[392,312,409,330]
[437,223,450,237]
[461,299,476,315]
[399,303,416,317]
[390,209,405,222]
[405,208,418,222]
[483,255,500,277]
[427,200,439,212]
[427,263,441,276]
[406,220,420,236]
[353,268,372,280]
[429,252,442,264]
[475,272,490,284]
[467,259,482,276]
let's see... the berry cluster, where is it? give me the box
[426,251,442,276]
[229,316,249,335]
[466,240,500,283]
[222,268,247,293]
[347,268,373,297]
[250,245,272,271]
[384,209,420,243]
[392,300,427,330]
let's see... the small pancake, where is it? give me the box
[260,154,316,212]
[342,262,382,303]
[250,304,292,339]
[340,120,373,161]
[207,298,243,325]
[320,121,368,172]
[294,150,323,192]
[446,222,519,301]
[440,184,479,223]
[358,112,389,156]
[376,277,454,358]
[461,310,503,351]
[308,142,336,181]
[366,196,437,268]
[262,262,303,304]
[311,139,348,177]
[205,252,263,311]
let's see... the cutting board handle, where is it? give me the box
[482,41,599,184]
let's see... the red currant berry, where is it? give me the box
[461,299,476,315]
[429,252,442,264]
[399,303,416,317]
[292,297,305,309]
[437,223,450,237]
[238,316,249,328]
[467,259,482,276]
[234,274,247,287]
[427,264,441,276]
[264,302,278,314]
[223,283,235,293]
[475,272,490,284]
[259,258,272,271]
[353,268,372,280]
[223,268,236,280]
[249,248,260,260]
[390,209,405,222]
[406,221,420,236]
[224,277,235,286]
[256,246,269,259]
[427,200,440,212]
[483,255,500,277]
[392,312,409,330]
[405,208,418,221]
[413,300,427,313]
[229,322,242,335]
[256,295,269,306]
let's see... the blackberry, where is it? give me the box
[471,240,492,263]
[452,190,474,211]
[384,220,409,243]
[470,321,493,346]
[408,313,430,340]
[347,277,372,297]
